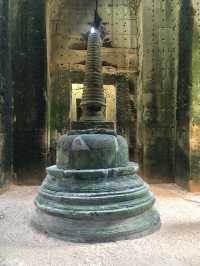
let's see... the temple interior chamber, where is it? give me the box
[1,0,200,264]
[1,0,200,193]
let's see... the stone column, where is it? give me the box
[0,0,13,191]
[46,1,72,159]
[116,75,131,145]
[136,0,180,183]
[9,0,47,184]
[176,0,200,191]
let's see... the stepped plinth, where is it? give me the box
[32,27,160,242]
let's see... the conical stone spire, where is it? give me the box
[33,21,161,242]
[81,28,106,121]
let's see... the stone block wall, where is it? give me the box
[46,0,138,160]
[190,0,200,187]
[0,0,13,191]
[9,0,47,184]
[136,0,180,182]
[1,0,200,189]
[176,0,200,191]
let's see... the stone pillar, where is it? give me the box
[116,75,132,145]
[136,0,180,183]
[46,1,72,160]
[0,0,13,191]
[176,0,200,192]
[49,70,71,144]
[10,0,47,184]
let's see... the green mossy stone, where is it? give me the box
[33,132,160,242]
[57,134,129,170]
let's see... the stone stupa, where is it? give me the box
[33,21,161,242]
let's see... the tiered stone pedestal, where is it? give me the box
[33,129,160,242]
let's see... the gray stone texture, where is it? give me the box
[1,185,200,265]
[33,129,160,241]
[0,0,200,190]
[176,0,200,191]
[0,0,12,191]
[9,0,47,184]
[46,0,138,160]
[136,0,180,183]
[32,18,160,242]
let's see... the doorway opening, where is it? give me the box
[71,84,116,122]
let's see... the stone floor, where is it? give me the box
[0,184,200,266]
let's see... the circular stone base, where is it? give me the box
[32,208,160,243]
[32,163,160,243]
